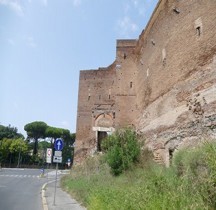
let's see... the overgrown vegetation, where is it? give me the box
[62,129,216,210]
[101,128,141,175]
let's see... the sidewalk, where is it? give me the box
[42,171,87,210]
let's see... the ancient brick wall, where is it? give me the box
[75,65,116,162]
[75,40,137,163]
[75,0,216,165]
[135,0,216,166]
[115,40,138,128]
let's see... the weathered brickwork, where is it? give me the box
[75,0,216,165]
[75,40,138,163]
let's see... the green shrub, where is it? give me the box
[62,140,216,210]
[172,142,216,209]
[101,128,141,175]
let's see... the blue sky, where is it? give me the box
[0,0,158,136]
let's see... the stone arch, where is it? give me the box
[95,113,113,127]
[93,113,115,152]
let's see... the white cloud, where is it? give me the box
[41,0,48,6]
[123,3,130,13]
[0,0,24,16]
[117,16,138,37]
[130,0,153,17]
[138,7,146,16]
[26,36,37,48]
[131,0,138,8]
[117,0,156,36]
[7,38,15,45]
[72,0,81,7]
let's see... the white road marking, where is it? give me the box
[0,174,41,178]
[0,185,6,188]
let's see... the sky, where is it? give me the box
[0,0,158,136]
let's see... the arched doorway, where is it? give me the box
[93,113,115,151]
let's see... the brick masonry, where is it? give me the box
[75,0,216,165]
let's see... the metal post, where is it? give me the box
[53,163,58,205]
[47,164,49,181]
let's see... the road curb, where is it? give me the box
[41,179,59,210]
[41,183,49,210]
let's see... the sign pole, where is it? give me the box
[53,163,58,206]
[53,138,64,206]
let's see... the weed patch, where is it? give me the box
[62,140,216,210]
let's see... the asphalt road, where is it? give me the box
[0,168,53,210]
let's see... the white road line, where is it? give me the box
[0,174,43,178]
[0,185,6,188]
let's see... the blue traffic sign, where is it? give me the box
[54,138,64,151]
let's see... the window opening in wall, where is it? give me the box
[195,18,202,37]
[124,53,127,59]
[116,64,121,69]
[162,48,166,66]
[169,149,174,164]
[130,82,133,88]
[173,7,180,14]
[147,68,149,77]
[97,131,108,151]
[88,88,91,100]
[196,26,201,36]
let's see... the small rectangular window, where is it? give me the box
[195,18,202,37]
[196,26,201,36]
[130,82,133,88]
[108,89,111,99]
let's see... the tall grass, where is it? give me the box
[61,141,216,210]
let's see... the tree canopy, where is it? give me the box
[24,121,47,140]
[24,121,75,166]
[0,138,28,167]
[24,121,48,154]
[0,124,24,140]
[0,122,75,167]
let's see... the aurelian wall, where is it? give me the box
[75,0,216,165]
[75,65,116,162]
[135,0,216,165]
[115,40,138,128]
[75,40,137,163]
